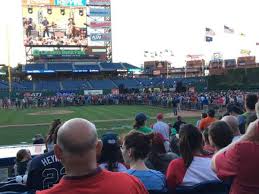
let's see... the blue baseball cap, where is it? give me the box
[135,113,148,122]
[101,132,118,146]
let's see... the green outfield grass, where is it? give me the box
[0,105,199,145]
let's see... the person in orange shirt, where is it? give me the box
[199,109,217,131]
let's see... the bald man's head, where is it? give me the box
[57,118,97,155]
[221,116,239,133]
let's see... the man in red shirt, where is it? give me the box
[37,118,148,194]
[212,119,259,194]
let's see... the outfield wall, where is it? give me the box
[0,89,114,98]
[208,67,259,91]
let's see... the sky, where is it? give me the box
[0,0,259,67]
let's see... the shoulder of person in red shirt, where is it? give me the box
[215,141,259,194]
[36,169,148,194]
[166,158,186,190]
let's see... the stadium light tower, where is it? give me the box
[5,25,12,99]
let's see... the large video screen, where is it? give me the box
[22,0,87,46]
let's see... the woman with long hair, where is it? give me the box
[98,132,127,172]
[122,131,167,192]
[45,119,61,152]
[145,133,178,174]
[166,124,219,190]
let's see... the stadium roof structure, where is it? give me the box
[22,62,140,74]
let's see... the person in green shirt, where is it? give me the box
[133,113,152,134]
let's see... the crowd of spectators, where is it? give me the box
[1,92,259,194]
[0,90,252,114]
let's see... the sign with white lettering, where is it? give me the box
[89,0,110,5]
[90,33,111,41]
[90,21,111,29]
[89,8,111,17]
[84,90,103,95]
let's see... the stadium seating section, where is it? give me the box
[24,64,45,71]
[0,62,209,91]
[0,77,205,91]
[88,80,117,90]
[22,62,137,72]
[47,63,73,71]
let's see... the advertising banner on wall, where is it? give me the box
[89,8,111,16]
[25,70,55,73]
[90,21,111,29]
[90,33,111,41]
[73,69,100,73]
[54,0,87,6]
[33,50,86,58]
[89,0,110,5]
[56,91,76,96]
[23,92,42,97]
[91,48,107,53]
[84,90,103,95]
[32,50,88,60]
[22,0,54,5]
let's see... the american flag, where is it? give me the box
[205,27,216,36]
[224,25,234,34]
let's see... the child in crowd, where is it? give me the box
[14,149,32,176]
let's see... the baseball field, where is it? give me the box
[0,105,200,146]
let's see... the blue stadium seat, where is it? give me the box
[21,81,33,90]
[47,63,73,71]
[113,79,140,89]
[24,64,45,72]
[163,78,177,87]
[137,78,153,87]
[172,181,230,194]
[0,81,27,91]
[35,80,60,91]
[0,81,8,90]
[151,77,165,86]
[62,80,91,90]
[89,80,117,89]
[100,63,125,70]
